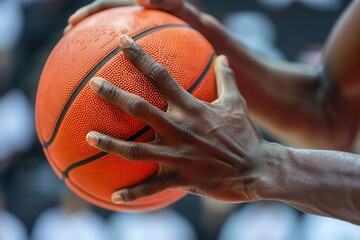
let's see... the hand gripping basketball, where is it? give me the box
[86,35,269,204]
[65,0,186,33]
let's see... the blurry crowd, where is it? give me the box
[0,0,359,239]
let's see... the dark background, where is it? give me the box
[0,0,356,240]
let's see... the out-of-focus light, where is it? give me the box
[0,90,35,161]
[257,0,294,10]
[108,210,197,240]
[302,214,360,240]
[218,202,299,240]
[223,11,285,60]
[257,0,341,11]
[298,0,341,11]
[0,0,23,53]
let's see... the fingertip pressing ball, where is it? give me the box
[35,6,217,211]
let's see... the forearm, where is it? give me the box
[177,4,354,150]
[259,143,360,224]
[325,0,360,96]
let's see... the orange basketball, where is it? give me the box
[35,6,217,211]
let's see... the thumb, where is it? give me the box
[214,55,244,106]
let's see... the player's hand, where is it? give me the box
[86,35,275,204]
[64,0,186,34]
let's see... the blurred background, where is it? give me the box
[1,0,360,239]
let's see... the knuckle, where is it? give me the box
[137,184,153,197]
[122,185,151,202]
[185,98,201,112]
[101,83,119,102]
[227,93,246,109]
[127,98,148,117]
[184,185,202,195]
[99,136,115,152]
[234,92,247,107]
[120,189,136,202]
[175,121,194,143]
[238,94,246,105]
[128,44,146,61]
[223,66,235,79]
[125,143,141,160]
[148,64,170,83]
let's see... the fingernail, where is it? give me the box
[86,132,99,146]
[119,35,133,48]
[90,78,102,91]
[112,194,123,204]
[63,24,72,34]
[221,55,229,66]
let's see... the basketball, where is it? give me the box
[35,6,217,211]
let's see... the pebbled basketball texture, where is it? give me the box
[35,6,217,211]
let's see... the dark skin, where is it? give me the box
[88,51,262,203]
[67,0,360,224]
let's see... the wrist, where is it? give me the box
[251,141,291,201]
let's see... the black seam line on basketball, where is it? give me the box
[62,52,217,179]
[65,177,114,204]
[62,125,151,179]
[44,146,64,177]
[42,23,193,149]
[187,52,216,93]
